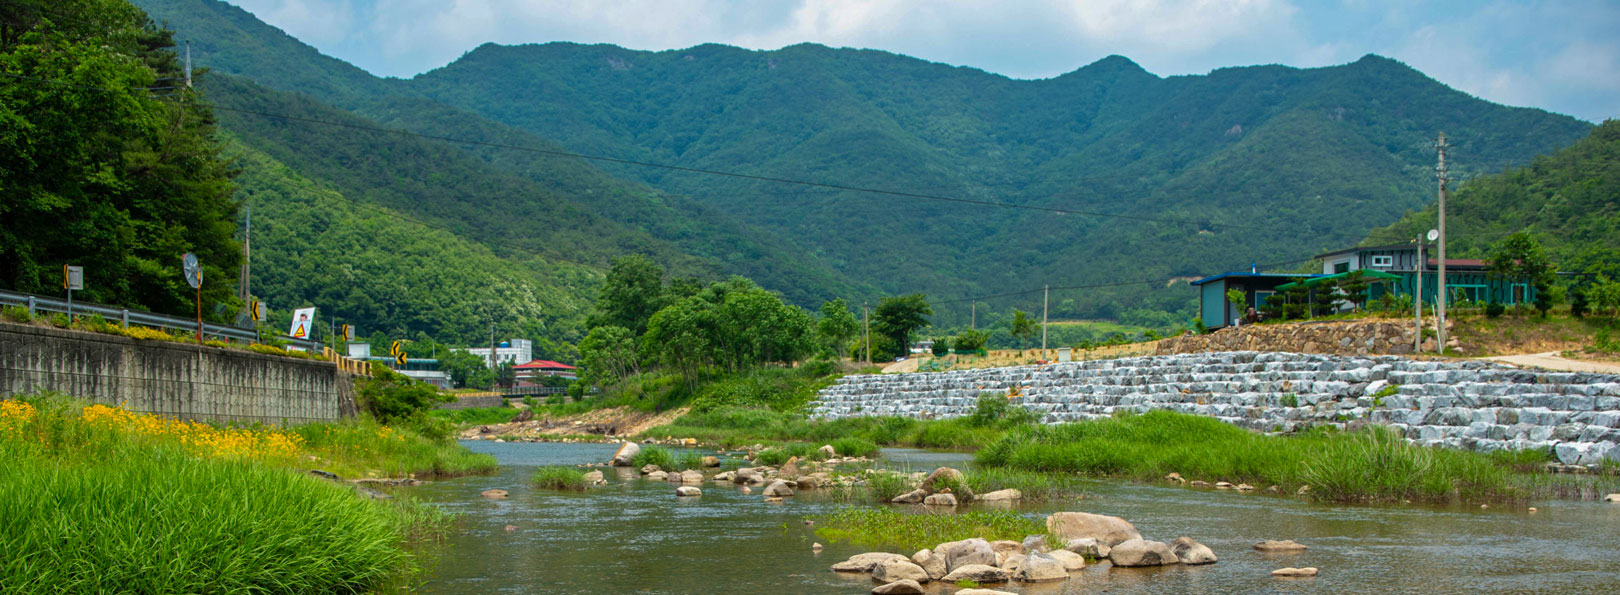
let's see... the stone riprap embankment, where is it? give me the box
[810,351,1620,465]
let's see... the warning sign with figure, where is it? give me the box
[289,307,316,339]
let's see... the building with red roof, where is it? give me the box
[513,359,578,383]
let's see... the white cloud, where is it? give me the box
[232,0,358,46]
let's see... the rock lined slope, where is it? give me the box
[812,352,1620,464]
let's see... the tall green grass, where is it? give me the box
[815,507,1047,552]
[631,445,675,470]
[428,405,520,426]
[977,410,1530,503]
[292,418,497,478]
[531,467,590,490]
[0,400,448,593]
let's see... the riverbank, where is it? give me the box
[0,396,494,592]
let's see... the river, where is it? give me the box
[412,442,1620,593]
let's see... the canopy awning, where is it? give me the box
[1275,269,1400,290]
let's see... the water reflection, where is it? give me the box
[408,441,1620,593]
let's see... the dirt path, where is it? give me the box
[1484,352,1620,374]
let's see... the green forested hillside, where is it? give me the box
[1366,120,1620,277]
[129,0,1593,331]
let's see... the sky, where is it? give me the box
[230,0,1619,122]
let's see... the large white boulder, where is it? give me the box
[1045,512,1141,547]
[1108,539,1179,567]
[610,442,640,466]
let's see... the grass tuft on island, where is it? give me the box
[0,396,454,593]
[976,409,1564,503]
[814,507,1048,552]
[531,467,591,490]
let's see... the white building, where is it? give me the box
[467,339,532,368]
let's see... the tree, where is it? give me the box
[1487,232,1555,306]
[1010,310,1037,348]
[1335,271,1371,312]
[872,294,932,354]
[439,349,487,389]
[588,254,668,336]
[356,367,451,424]
[577,325,638,386]
[817,298,859,358]
[930,338,950,357]
[953,329,989,352]
[0,2,241,320]
[1225,289,1246,315]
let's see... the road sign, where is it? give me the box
[395,351,407,366]
[64,265,83,290]
[289,307,315,339]
[250,300,265,322]
[182,253,202,289]
[390,340,403,356]
[341,324,355,341]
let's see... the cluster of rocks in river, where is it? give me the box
[812,351,1620,464]
[608,441,873,498]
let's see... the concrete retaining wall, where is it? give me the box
[438,395,505,410]
[0,322,357,424]
[811,351,1620,465]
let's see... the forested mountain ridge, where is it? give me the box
[1365,120,1620,278]
[131,0,1592,328]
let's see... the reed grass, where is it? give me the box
[631,445,675,470]
[531,467,591,490]
[815,507,1046,552]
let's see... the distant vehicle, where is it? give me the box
[894,357,906,362]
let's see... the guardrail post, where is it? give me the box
[120,309,129,329]
[26,296,35,317]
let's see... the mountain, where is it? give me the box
[1365,120,1620,278]
[132,0,1593,330]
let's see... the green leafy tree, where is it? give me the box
[872,294,932,354]
[356,367,451,423]
[588,254,668,337]
[1487,232,1555,306]
[817,298,859,358]
[1010,310,1037,348]
[952,329,988,352]
[577,325,639,386]
[438,349,487,389]
[0,1,241,319]
[930,338,950,357]
[1225,289,1246,314]
[1336,271,1372,312]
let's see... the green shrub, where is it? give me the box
[969,392,1040,428]
[631,445,675,470]
[356,367,453,424]
[830,436,879,458]
[531,467,590,490]
[754,447,791,467]
[676,451,706,471]
[1486,301,1506,318]
[0,305,31,323]
[1280,393,1299,408]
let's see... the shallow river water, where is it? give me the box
[413,442,1620,594]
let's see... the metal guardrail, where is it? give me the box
[0,288,321,351]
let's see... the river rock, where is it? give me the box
[1013,551,1068,582]
[734,468,764,485]
[1254,540,1308,552]
[891,489,927,504]
[991,540,1024,559]
[998,553,1023,571]
[1046,549,1085,571]
[1020,534,1047,554]
[480,489,508,499]
[819,444,837,457]
[919,467,973,500]
[1063,537,1110,559]
[1605,493,1620,502]
[935,538,996,571]
[640,464,662,475]
[645,470,669,481]
[353,485,391,500]
[873,559,931,583]
[780,457,801,478]
[611,442,640,466]
[1272,567,1319,577]
[956,590,1016,595]
[941,564,1009,583]
[1108,539,1179,567]
[871,579,925,595]
[702,456,721,468]
[1165,472,1185,483]
[1170,537,1217,565]
[679,469,704,483]
[764,480,795,497]
[911,549,947,580]
[923,493,958,507]
[1236,483,1256,491]
[582,470,605,485]
[675,486,701,497]
[713,471,736,481]
[979,489,1022,502]
[797,475,820,489]
[831,552,912,572]
[1046,512,1141,547]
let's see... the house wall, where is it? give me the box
[1200,281,1228,328]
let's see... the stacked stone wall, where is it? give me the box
[1155,320,1422,356]
[810,351,1620,465]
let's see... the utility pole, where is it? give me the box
[1414,237,1424,353]
[489,323,497,370]
[863,303,870,364]
[1041,284,1049,359]
[239,203,250,309]
[184,40,192,88]
[1436,132,1449,353]
[970,302,975,331]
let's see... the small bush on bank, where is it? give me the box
[632,445,675,470]
[531,467,590,490]
[1,306,31,323]
[429,406,520,426]
[676,451,706,471]
[830,436,879,458]
[754,447,792,466]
